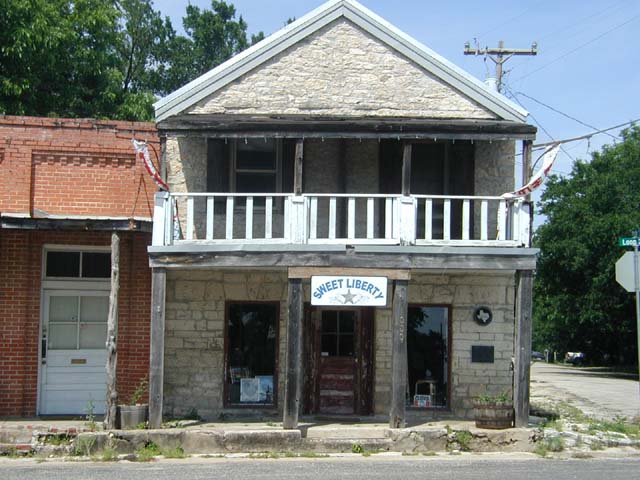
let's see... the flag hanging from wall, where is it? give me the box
[132,139,169,191]
[502,144,560,199]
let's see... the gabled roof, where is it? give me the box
[155,0,528,123]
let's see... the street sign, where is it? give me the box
[619,237,640,247]
[616,251,640,292]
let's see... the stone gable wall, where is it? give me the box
[187,19,497,120]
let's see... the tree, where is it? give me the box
[533,126,640,365]
[1,0,266,120]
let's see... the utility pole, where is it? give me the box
[464,40,537,93]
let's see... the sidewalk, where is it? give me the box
[0,417,539,457]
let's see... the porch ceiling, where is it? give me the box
[148,244,538,271]
[157,115,537,141]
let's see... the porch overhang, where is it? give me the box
[156,115,537,141]
[148,244,538,271]
[1,215,153,233]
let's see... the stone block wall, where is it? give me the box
[374,271,517,417]
[164,270,288,419]
[164,268,516,420]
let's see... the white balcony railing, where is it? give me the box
[152,192,531,248]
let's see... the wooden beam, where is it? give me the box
[105,233,119,430]
[514,270,533,427]
[149,250,538,271]
[283,278,304,429]
[401,143,412,196]
[389,279,408,428]
[294,139,304,195]
[149,267,166,429]
[288,266,410,280]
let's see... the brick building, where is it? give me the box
[0,116,157,416]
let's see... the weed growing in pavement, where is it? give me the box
[84,400,97,431]
[351,443,364,454]
[74,436,96,457]
[586,416,640,439]
[135,441,161,462]
[534,436,564,457]
[43,434,73,446]
[101,444,119,462]
[162,446,187,459]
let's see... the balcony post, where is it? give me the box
[152,191,169,247]
[514,270,533,427]
[398,196,416,245]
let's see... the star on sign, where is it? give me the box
[342,289,356,304]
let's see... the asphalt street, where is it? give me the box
[2,455,640,480]
[531,362,640,419]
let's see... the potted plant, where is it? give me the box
[119,376,149,429]
[472,391,514,429]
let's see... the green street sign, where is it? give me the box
[619,237,640,247]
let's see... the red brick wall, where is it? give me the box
[0,229,151,416]
[0,115,158,218]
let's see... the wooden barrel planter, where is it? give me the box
[473,401,514,429]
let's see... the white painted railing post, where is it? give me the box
[152,191,169,247]
[514,200,531,247]
[398,196,417,246]
[289,196,306,244]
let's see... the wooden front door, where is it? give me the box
[304,307,374,415]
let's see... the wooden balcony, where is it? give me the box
[152,192,531,249]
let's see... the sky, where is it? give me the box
[152,0,640,224]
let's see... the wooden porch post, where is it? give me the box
[283,278,303,429]
[148,267,166,429]
[390,279,408,428]
[105,233,120,429]
[514,270,533,427]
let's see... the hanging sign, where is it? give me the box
[311,276,388,306]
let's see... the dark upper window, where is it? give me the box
[45,251,110,278]
[207,138,295,194]
[320,310,355,357]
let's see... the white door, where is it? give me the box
[40,291,108,415]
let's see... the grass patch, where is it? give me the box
[447,430,473,452]
[351,443,364,454]
[74,436,97,457]
[163,446,187,459]
[534,436,564,457]
[586,417,640,438]
[100,445,119,462]
[43,434,73,446]
[135,441,161,462]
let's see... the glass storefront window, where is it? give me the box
[225,303,278,406]
[407,306,449,409]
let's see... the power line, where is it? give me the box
[513,13,640,82]
[511,90,620,141]
[533,118,640,148]
[474,1,546,39]
[463,41,537,92]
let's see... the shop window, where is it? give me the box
[45,250,110,278]
[225,303,278,406]
[407,305,450,409]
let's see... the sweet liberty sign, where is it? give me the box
[311,276,388,306]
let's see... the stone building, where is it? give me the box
[0,116,156,416]
[148,0,537,428]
